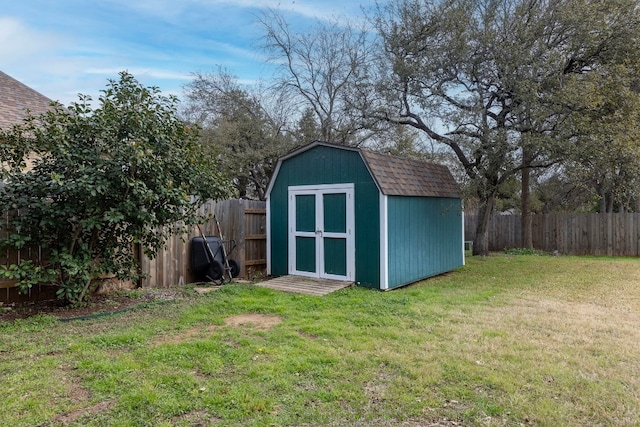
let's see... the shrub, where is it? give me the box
[0,72,232,302]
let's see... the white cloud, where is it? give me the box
[107,0,368,23]
[208,0,368,22]
[0,16,83,103]
[0,15,189,104]
[84,67,190,81]
[0,1,376,106]
[0,16,63,61]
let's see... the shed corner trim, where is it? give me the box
[379,193,389,290]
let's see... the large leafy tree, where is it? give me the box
[363,0,640,254]
[564,63,640,212]
[0,72,231,302]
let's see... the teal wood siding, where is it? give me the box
[269,145,380,287]
[387,196,463,289]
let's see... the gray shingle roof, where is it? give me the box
[0,71,54,130]
[271,141,460,199]
[360,149,460,198]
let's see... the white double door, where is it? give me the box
[288,184,355,281]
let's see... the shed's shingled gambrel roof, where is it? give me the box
[360,149,460,198]
[0,71,54,130]
[268,141,461,199]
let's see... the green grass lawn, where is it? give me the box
[1,254,639,426]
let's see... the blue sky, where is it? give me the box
[1,0,377,106]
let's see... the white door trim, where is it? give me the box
[288,184,355,281]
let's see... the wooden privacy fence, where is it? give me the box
[140,198,267,288]
[1,199,266,302]
[465,212,640,256]
[1,210,58,303]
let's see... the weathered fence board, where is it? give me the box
[1,209,53,302]
[243,207,267,278]
[465,212,640,256]
[140,199,267,288]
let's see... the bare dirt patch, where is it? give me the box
[171,409,221,426]
[50,363,116,424]
[298,330,319,340]
[223,313,282,330]
[153,325,221,345]
[193,286,223,295]
[153,314,282,346]
[54,400,116,424]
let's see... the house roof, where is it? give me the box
[0,70,55,130]
[269,141,461,199]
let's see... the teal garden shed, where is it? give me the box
[266,141,464,290]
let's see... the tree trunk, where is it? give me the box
[521,161,533,249]
[473,195,496,256]
[599,190,606,213]
[607,192,614,213]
